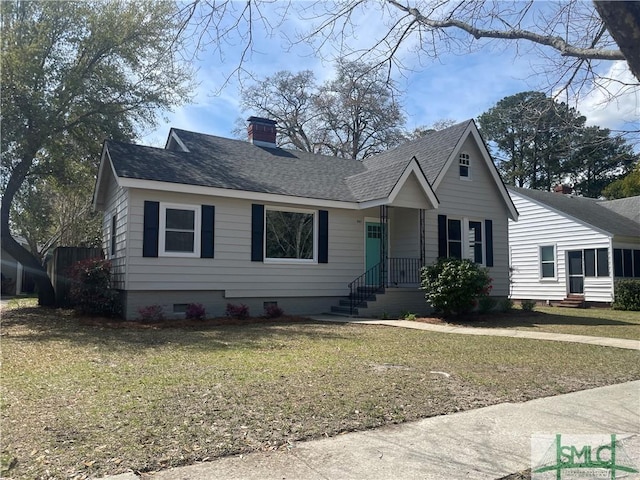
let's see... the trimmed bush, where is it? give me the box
[613,280,640,311]
[497,298,513,313]
[137,304,164,322]
[420,258,492,318]
[263,304,284,319]
[69,258,121,317]
[478,295,497,314]
[226,303,250,319]
[185,303,206,320]
[521,299,536,312]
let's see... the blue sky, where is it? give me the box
[141,4,639,150]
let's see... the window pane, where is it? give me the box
[459,165,469,177]
[542,263,555,278]
[614,249,623,276]
[634,250,640,278]
[166,209,194,230]
[568,251,583,275]
[449,241,462,259]
[597,249,609,277]
[266,210,314,259]
[584,249,595,277]
[165,231,195,252]
[623,249,633,277]
[541,246,554,262]
[473,243,483,264]
[448,219,461,240]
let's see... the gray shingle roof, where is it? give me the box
[508,186,640,237]
[599,196,640,224]
[363,120,472,184]
[106,121,474,203]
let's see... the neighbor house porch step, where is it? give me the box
[557,294,586,308]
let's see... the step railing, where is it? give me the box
[349,262,384,315]
[348,258,423,314]
[388,257,423,285]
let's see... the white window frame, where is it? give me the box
[159,202,201,258]
[264,206,317,264]
[539,244,557,280]
[466,219,483,265]
[459,152,471,180]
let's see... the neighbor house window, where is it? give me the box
[159,203,201,257]
[540,245,555,278]
[265,207,315,261]
[459,153,470,178]
[614,248,640,277]
[584,248,609,277]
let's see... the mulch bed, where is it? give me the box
[78,315,312,329]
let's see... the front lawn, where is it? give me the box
[2,305,639,479]
[440,306,640,340]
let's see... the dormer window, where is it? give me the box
[459,153,470,178]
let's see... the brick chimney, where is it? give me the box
[247,116,277,148]
[553,184,573,194]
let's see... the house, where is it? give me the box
[508,186,640,306]
[1,236,34,296]
[93,117,518,320]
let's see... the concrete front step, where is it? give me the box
[557,295,586,308]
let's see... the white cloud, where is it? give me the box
[570,62,639,131]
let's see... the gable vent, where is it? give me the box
[247,116,277,148]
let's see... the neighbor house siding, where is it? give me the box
[508,192,614,303]
[124,189,365,300]
[425,136,511,296]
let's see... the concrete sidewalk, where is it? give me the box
[309,315,640,350]
[106,381,640,480]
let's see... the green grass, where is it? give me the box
[453,306,640,340]
[2,305,639,479]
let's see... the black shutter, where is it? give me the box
[437,214,447,258]
[143,201,159,258]
[251,204,264,262]
[318,210,328,263]
[201,205,215,258]
[485,219,493,267]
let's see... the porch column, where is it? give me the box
[420,209,426,267]
[380,205,388,287]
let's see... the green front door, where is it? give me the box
[365,222,382,272]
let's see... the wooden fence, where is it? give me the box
[48,247,103,306]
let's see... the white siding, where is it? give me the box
[508,192,614,303]
[389,207,420,259]
[426,136,512,297]
[392,172,432,209]
[125,189,364,298]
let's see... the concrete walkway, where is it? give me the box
[309,315,640,350]
[105,381,640,480]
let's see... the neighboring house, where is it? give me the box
[93,117,517,320]
[1,236,33,296]
[508,186,640,305]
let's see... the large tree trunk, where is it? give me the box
[594,1,640,82]
[1,153,57,307]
